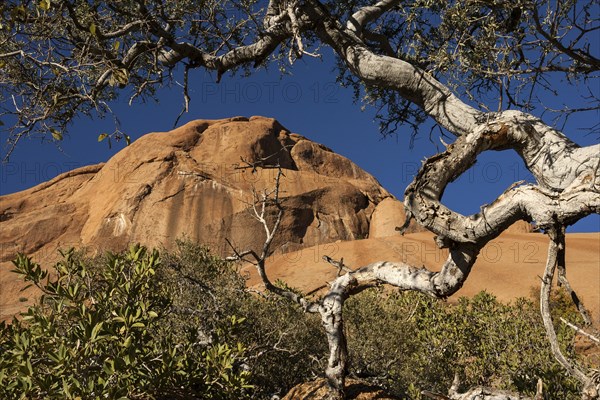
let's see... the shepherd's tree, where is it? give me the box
[1,0,599,398]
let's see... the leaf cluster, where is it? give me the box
[344,288,584,399]
[333,0,600,136]
[0,0,263,158]
[0,241,326,399]
[0,244,252,399]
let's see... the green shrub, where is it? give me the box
[158,240,326,398]
[345,289,582,399]
[0,245,251,399]
[0,241,325,399]
[0,242,584,399]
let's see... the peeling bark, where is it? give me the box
[314,110,599,395]
[234,116,598,397]
[540,229,600,400]
[218,3,600,399]
[540,228,589,384]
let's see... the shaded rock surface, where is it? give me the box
[282,378,400,400]
[0,116,391,318]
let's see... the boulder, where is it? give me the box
[368,197,425,238]
[282,378,400,400]
[0,116,390,319]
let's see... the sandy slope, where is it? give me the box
[243,231,600,320]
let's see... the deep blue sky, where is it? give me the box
[1,50,599,232]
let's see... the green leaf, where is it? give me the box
[113,40,120,51]
[102,359,114,375]
[50,128,62,141]
[109,68,129,86]
[97,133,108,142]
[89,23,96,36]
[62,378,71,396]
[38,0,51,11]
[90,322,103,342]
[26,358,33,375]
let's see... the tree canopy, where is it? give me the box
[0,0,598,154]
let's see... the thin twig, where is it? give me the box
[322,255,353,275]
[560,318,600,344]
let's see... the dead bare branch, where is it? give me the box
[322,256,353,276]
[226,165,318,314]
[540,227,590,386]
[560,318,600,345]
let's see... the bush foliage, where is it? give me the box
[0,245,253,399]
[345,288,582,399]
[0,242,584,399]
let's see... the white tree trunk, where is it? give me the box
[228,3,600,398]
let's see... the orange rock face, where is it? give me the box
[368,197,425,237]
[1,116,596,323]
[0,116,391,319]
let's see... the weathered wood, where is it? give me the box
[221,3,600,399]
